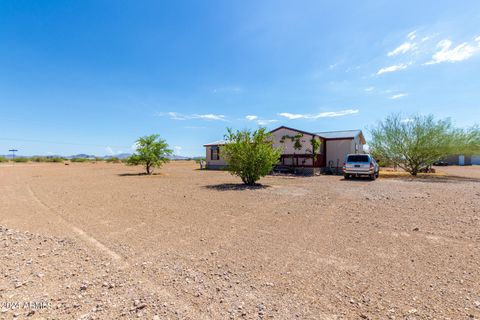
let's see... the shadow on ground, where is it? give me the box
[204,183,270,191]
[117,172,163,177]
[395,175,480,184]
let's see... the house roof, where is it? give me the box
[203,140,227,146]
[315,129,365,143]
[203,128,366,146]
[269,126,319,137]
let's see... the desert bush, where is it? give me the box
[0,156,8,163]
[106,157,121,163]
[222,127,282,185]
[127,134,172,174]
[370,114,480,175]
[71,157,89,163]
[12,157,29,163]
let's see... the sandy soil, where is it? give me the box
[0,161,479,319]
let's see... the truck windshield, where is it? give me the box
[347,155,369,163]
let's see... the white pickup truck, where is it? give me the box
[343,154,379,180]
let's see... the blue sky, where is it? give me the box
[1,1,479,156]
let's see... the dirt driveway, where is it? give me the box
[0,161,479,319]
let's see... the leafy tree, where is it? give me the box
[370,114,480,175]
[127,134,172,174]
[306,137,322,164]
[222,128,282,185]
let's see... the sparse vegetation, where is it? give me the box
[71,158,90,163]
[106,157,121,163]
[0,156,7,163]
[12,157,29,163]
[31,156,65,163]
[222,127,282,185]
[370,114,480,176]
[127,134,172,174]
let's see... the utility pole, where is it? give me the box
[8,149,18,159]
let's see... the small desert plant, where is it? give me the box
[71,157,89,163]
[0,156,8,163]
[106,157,121,163]
[127,134,172,174]
[222,127,282,185]
[12,157,29,163]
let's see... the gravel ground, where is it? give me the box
[0,161,479,319]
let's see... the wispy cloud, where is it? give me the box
[157,112,227,121]
[212,86,243,94]
[184,126,206,129]
[377,63,408,75]
[256,119,278,125]
[424,37,480,65]
[364,86,375,92]
[390,93,408,99]
[388,42,416,56]
[194,114,226,121]
[407,31,417,41]
[245,114,277,126]
[387,31,418,57]
[279,109,359,120]
[106,146,123,155]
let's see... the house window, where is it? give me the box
[211,147,220,160]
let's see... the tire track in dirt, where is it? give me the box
[26,184,124,263]
[26,183,206,318]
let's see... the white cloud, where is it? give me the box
[158,112,226,121]
[424,38,480,65]
[245,114,277,125]
[388,42,416,56]
[407,31,417,41]
[256,119,278,125]
[364,86,375,92]
[377,63,408,75]
[401,118,414,123]
[193,114,226,121]
[279,109,359,120]
[106,146,123,155]
[212,86,243,94]
[390,93,408,99]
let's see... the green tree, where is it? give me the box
[127,134,172,174]
[222,128,282,185]
[370,114,480,176]
[306,137,321,164]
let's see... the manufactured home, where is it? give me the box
[203,126,366,173]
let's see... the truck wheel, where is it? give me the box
[344,174,350,180]
[370,173,376,180]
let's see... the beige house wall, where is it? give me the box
[326,139,363,167]
[271,127,322,155]
[205,145,227,168]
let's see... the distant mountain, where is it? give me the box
[167,154,190,160]
[68,154,96,159]
[104,153,132,159]
[1,153,195,160]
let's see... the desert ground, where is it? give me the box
[0,161,479,320]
